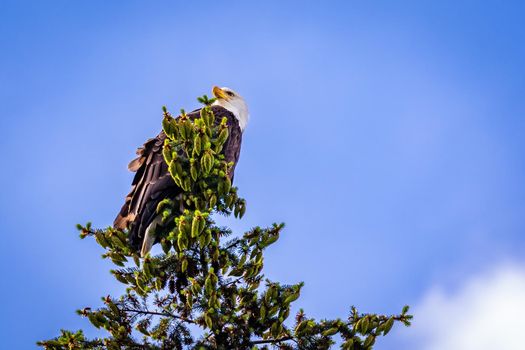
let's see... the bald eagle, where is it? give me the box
[114,86,249,256]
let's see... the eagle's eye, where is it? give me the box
[226,91,234,97]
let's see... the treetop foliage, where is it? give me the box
[38,96,412,350]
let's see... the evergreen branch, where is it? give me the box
[249,336,293,345]
[222,277,243,287]
[222,239,243,251]
[121,308,196,324]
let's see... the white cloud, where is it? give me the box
[410,263,525,350]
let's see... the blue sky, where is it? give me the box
[1,1,524,349]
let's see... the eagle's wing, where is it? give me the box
[113,131,179,250]
[114,105,242,252]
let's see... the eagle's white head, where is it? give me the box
[212,86,249,131]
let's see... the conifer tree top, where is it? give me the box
[38,96,411,350]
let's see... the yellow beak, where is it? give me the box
[212,86,229,100]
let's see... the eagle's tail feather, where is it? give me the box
[141,215,162,257]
